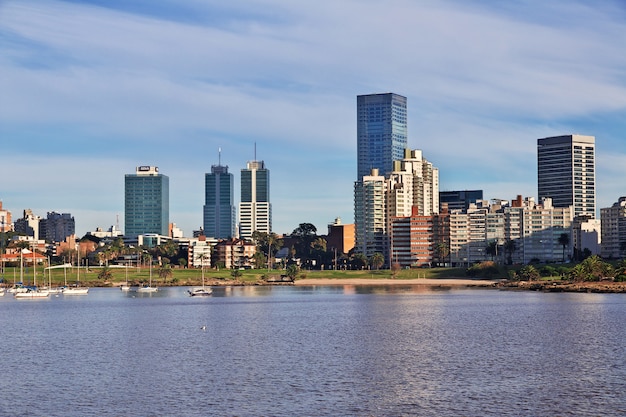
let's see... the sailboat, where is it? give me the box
[62,250,88,295]
[14,248,49,299]
[44,259,63,294]
[136,256,158,292]
[120,263,131,291]
[188,259,212,297]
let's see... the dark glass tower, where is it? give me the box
[203,163,235,239]
[357,93,408,180]
[537,135,596,218]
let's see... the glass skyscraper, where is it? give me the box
[357,93,408,180]
[124,166,169,237]
[203,164,235,239]
[537,135,596,218]
[239,160,271,239]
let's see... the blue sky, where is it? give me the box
[1,0,626,237]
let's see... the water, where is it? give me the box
[1,286,625,416]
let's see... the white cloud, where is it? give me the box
[1,0,625,236]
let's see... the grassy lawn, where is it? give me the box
[1,265,475,287]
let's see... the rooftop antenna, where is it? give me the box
[254,142,257,161]
[218,147,222,166]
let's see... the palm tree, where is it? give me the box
[503,239,517,265]
[370,252,385,270]
[485,241,498,261]
[435,242,449,267]
[558,233,570,262]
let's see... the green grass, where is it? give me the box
[0,265,476,287]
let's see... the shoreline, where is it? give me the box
[293,278,498,287]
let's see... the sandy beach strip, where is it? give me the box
[294,278,498,286]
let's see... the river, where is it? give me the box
[1,286,625,416]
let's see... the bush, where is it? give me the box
[466,261,501,279]
[540,265,557,277]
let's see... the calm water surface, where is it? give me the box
[1,286,625,416]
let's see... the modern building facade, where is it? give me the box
[537,135,596,218]
[124,166,169,238]
[439,190,483,211]
[203,163,235,239]
[357,93,408,179]
[239,160,271,240]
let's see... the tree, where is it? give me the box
[285,264,299,280]
[558,233,570,262]
[351,253,368,270]
[485,241,498,261]
[503,239,517,265]
[97,265,112,281]
[158,264,172,280]
[252,231,283,269]
[370,252,384,270]
[519,265,540,281]
[291,223,317,259]
[434,242,450,267]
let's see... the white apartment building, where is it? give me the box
[354,169,387,260]
[601,197,626,259]
[386,149,439,220]
[449,197,573,265]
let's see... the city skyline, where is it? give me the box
[2,1,626,237]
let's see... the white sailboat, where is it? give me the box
[136,256,158,293]
[62,252,89,295]
[188,261,212,297]
[14,248,49,299]
[120,263,131,291]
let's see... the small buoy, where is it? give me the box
[201,325,206,331]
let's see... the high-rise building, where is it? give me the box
[43,211,75,243]
[124,166,169,238]
[357,93,408,180]
[354,169,387,260]
[239,160,271,240]
[537,135,596,218]
[600,197,626,259]
[203,160,235,239]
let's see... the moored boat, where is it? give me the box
[62,286,89,295]
[136,285,158,293]
[14,287,50,299]
[188,286,212,297]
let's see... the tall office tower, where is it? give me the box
[239,159,271,240]
[203,157,235,239]
[537,135,596,218]
[357,93,408,180]
[124,166,169,238]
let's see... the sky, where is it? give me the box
[1,0,626,237]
